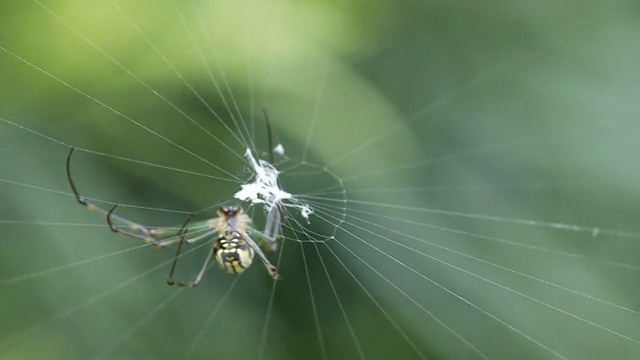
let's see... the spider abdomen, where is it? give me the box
[213,231,255,274]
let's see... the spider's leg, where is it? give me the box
[167,216,213,289]
[244,232,279,280]
[106,205,164,247]
[263,108,275,164]
[262,204,283,252]
[67,147,182,246]
[66,147,89,208]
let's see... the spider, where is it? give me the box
[166,205,279,287]
[65,147,280,287]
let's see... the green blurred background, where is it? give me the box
[1,0,640,359]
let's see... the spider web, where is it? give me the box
[1,1,640,359]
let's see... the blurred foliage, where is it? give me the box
[1,0,640,359]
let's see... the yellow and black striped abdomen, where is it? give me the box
[213,231,255,274]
